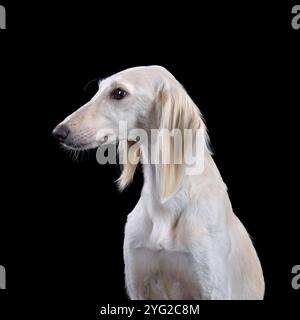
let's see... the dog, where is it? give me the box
[53,66,265,299]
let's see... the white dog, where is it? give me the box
[53,66,265,300]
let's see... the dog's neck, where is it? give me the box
[139,145,219,215]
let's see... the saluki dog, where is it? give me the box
[53,66,265,299]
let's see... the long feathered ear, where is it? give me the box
[156,82,208,202]
[117,140,141,191]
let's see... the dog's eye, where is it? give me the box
[110,88,127,100]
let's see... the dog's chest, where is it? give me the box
[130,246,201,299]
[126,211,201,299]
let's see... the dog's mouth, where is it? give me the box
[61,135,118,151]
[61,137,137,152]
[61,141,98,151]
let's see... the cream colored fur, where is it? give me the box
[55,66,265,299]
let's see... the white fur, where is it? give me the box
[55,66,265,300]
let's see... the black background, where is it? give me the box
[0,0,299,317]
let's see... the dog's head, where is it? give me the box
[53,66,209,201]
[53,66,166,149]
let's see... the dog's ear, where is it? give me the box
[156,83,208,202]
[117,140,141,191]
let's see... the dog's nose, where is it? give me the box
[52,124,70,142]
